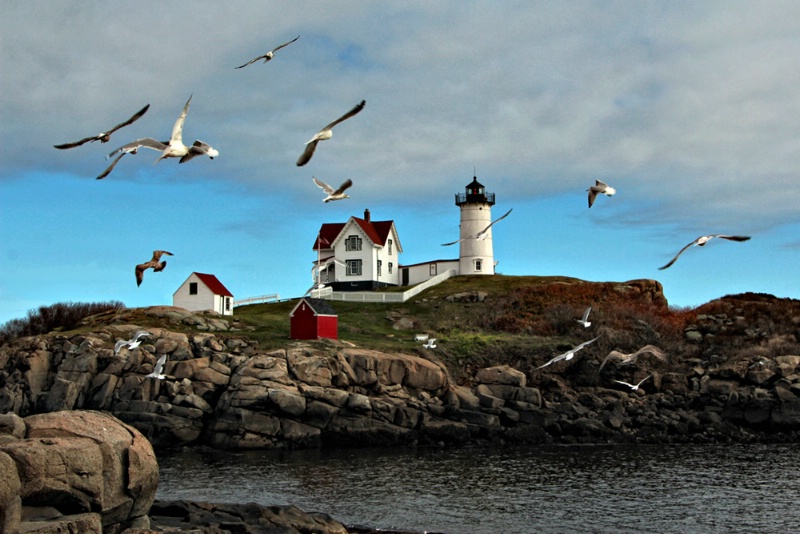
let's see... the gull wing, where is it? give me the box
[54,103,150,149]
[479,208,513,235]
[96,153,126,180]
[179,140,216,163]
[320,100,366,132]
[153,354,167,375]
[440,237,465,247]
[271,35,300,54]
[658,239,698,270]
[333,179,353,195]
[296,139,319,166]
[613,379,636,389]
[170,95,193,144]
[107,138,169,159]
[715,235,751,242]
[313,177,335,195]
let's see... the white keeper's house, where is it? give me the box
[313,209,403,291]
[312,175,502,292]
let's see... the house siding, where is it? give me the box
[173,273,234,315]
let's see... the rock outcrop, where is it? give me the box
[1,302,799,452]
[0,410,158,533]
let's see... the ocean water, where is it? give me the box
[156,443,800,534]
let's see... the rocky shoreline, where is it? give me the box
[1,299,799,531]
[1,305,799,452]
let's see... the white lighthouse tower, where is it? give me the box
[455,176,497,275]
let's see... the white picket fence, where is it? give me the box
[233,294,280,307]
[312,269,457,303]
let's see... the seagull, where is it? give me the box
[313,177,353,202]
[441,208,513,246]
[114,330,151,355]
[54,104,150,149]
[575,306,592,328]
[614,374,652,391]
[304,282,327,297]
[658,234,751,270]
[313,257,345,274]
[537,336,599,369]
[146,354,167,380]
[106,95,218,168]
[598,345,667,373]
[136,250,173,287]
[423,338,437,349]
[235,35,300,68]
[587,180,615,208]
[296,100,366,166]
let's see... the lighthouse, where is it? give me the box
[455,176,497,275]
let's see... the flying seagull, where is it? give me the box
[598,345,667,373]
[422,338,437,349]
[575,306,592,328]
[313,177,353,202]
[441,208,513,246]
[313,257,345,274]
[296,100,366,166]
[658,234,751,270]
[54,104,150,149]
[614,374,652,391]
[304,282,327,297]
[235,35,300,68]
[136,250,173,287]
[146,354,168,380]
[537,336,599,370]
[114,330,151,355]
[106,95,218,169]
[587,180,615,208]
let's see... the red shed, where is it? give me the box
[289,298,338,340]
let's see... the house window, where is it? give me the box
[345,235,362,251]
[189,282,198,295]
[346,259,362,276]
[388,262,393,274]
[225,297,231,311]
[388,239,393,255]
[377,260,382,276]
[430,264,437,276]
[474,259,482,272]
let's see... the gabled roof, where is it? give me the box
[194,272,233,297]
[290,297,337,317]
[313,216,399,250]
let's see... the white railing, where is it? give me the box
[233,294,280,307]
[319,269,457,303]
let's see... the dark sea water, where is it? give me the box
[156,443,800,534]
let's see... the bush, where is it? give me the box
[0,300,125,344]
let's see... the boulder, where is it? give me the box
[475,365,527,387]
[0,410,158,531]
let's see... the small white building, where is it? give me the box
[173,272,234,316]
[400,259,460,286]
[313,209,403,291]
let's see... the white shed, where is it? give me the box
[172,272,234,315]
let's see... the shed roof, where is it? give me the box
[290,297,337,317]
[194,272,233,297]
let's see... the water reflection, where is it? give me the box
[157,444,799,534]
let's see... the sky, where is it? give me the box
[1,1,799,325]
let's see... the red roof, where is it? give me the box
[313,216,395,249]
[194,272,233,297]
